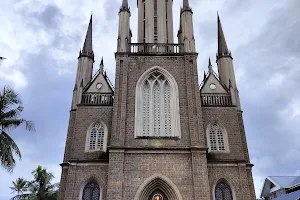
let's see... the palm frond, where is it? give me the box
[0,86,21,112]
[0,131,21,172]
[1,119,35,132]
[0,108,21,120]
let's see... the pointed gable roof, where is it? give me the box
[80,15,94,60]
[83,60,114,94]
[200,58,229,93]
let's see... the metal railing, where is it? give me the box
[201,94,232,107]
[129,43,183,54]
[81,93,113,106]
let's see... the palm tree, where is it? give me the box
[10,178,28,199]
[0,86,35,172]
[13,165,59,200]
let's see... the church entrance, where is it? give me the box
[148,189,168,200]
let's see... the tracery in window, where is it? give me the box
[135,67,181,138]
[215,180,233,200]
[86,122,107,152]
[207,124,229,152]
[82,181,100,200]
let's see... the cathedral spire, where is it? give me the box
[81,14,94,60]
[217,13,231,59]
[120,0,130,13]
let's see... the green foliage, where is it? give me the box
[0,86,35,172]
[10,165,59,200]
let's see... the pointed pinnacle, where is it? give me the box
[217,13,229,56]
[82,15,93,55]
[183,0,190,9]
[208,57,213,73]
[120,0,130,12]
[100,57,104,74]
[122,0,128,8]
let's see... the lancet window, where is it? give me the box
[215,180,233,200]
[82,181,100,200]
[86,122,107,152]
[135,68,181,138]
[207,124,229,152]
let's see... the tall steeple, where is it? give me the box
[217,14,231,60]
[80,15,94,60]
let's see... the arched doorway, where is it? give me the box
[134,174,182,200]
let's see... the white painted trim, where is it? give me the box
[134,66,181,139]
[85,121,108,152]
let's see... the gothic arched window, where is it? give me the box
[215,180,233,200]
[85,122,108,152]
[206,124,229,153]
[135,67,181,138]
[82,181,100,200]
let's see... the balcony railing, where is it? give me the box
[201,94,233,107]
[81,93,113,106]
[129,43,183,54]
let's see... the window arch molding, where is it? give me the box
[134,66,181,138]
[85,121,108,152]
[206,123,230,153]
[78,178,102,200]
[212,178,236,200]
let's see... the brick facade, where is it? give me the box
[58,2,256,199]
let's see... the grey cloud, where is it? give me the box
[20,3,64,30]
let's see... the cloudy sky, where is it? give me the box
[0,0,299,199]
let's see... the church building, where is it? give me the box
[58,0,256,199]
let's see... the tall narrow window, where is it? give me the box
[207,124,229,153]
[215,180,233,200]
[82,181,100,200]
[135,67,181,138]
[86,122,107,152]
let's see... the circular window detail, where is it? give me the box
[96,83,103,89]
[210,83,217,90]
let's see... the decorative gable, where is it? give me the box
[84,71,114,94]
[200,71,228,94]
